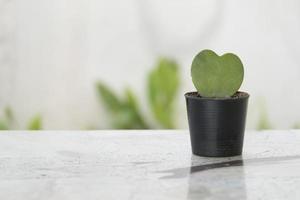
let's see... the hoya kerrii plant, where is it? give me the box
[185,49,249,157]
[191,49,244,98]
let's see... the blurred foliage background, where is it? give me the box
[0,107,42,130]
[96,83,148,129]
[1,0,300,130]
[96,58,180,129]
[0,56,296,131]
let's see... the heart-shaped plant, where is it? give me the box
[191,49,244,98]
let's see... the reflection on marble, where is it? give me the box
[0,130,300,200]
[188,156,246,200]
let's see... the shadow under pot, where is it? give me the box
[185,91,249,157]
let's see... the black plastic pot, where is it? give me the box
[185,91,249,157]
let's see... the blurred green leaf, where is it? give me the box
[123,89,148,129]
[28,115,42,130]
[292,122,300,129]
[0,106,13,130]
[0,120,8,130]
[4,107,14,121]
[96,82,149,129]
[147,58,180,128]
[96,82,122,112]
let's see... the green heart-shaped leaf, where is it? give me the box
[191,49,244,98]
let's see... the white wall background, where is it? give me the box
[0,0,300,129]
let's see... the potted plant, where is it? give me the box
[185,49,249,157]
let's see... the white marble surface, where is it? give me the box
[0,130,300,200]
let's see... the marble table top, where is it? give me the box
[0,130,300,200]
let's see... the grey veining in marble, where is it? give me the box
[0,130,300,200]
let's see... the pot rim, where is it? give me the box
[185,91,249,101]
